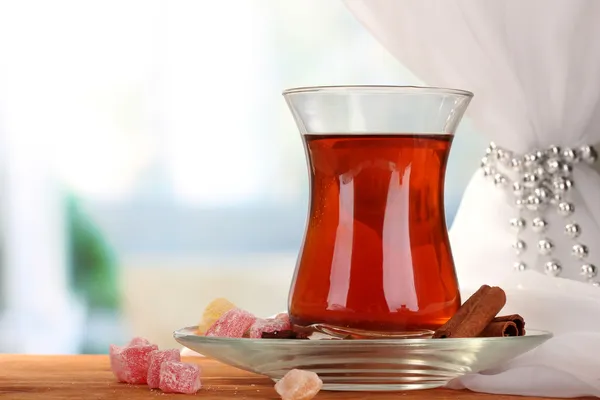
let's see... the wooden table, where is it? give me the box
[0,355,592,399]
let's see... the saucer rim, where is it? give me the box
[173,325,553,345]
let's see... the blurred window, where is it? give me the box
[0,0,486,353]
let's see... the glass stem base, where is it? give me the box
[303,323,434,339]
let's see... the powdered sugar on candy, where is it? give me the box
[159,361,202,394]
[205,307,256,338]
[147,349,181,389]
[109,338,158,384]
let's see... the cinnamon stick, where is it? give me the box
[433,285,506,338]
[480,320,518,337]
[488,314,525,336]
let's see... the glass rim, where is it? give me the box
[282,85,474,98]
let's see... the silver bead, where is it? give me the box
[512,182,525,196]
[496,148,511,162]
[560,163,573,175]
[513,240,527,255]
[513,262,527,271]
[562,148,578,163]
[480,156,489,167]
[538,239,554,255]
[545,158,560,174]
[572,244,589,259]
[482,166,494,177]
[580,145,597,164]
[592,281,600,288]
[526,195,543,211]
[533,166,546,177]
[510,158,523,171]
[534,186,550,200]
[547,145,561,157]
[557,202,574,216]
[552,177,571,193]
[493,173,507,186]
[510,217,526,231]
[515,198,526,209]
[524,153,539,166]
[581,264,597,279]
[564,178,573,190]
[564,223,581,238]
[544,260,562,276]
[531,217,548,232]
[523,172,538,187]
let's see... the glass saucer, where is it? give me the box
[173,326,552,391]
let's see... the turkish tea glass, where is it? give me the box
[283,85,473,338]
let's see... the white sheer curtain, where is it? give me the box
[344,0,600,396]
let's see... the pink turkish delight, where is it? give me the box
[109,345,127,382]
[275,369,323,400]
[275,312,290,321]
[147,349,181,389]
[205,307,256,338]
[159,361,202,394]
[247,314,292,338]
[197,297,237,335]
[109,341,158,384]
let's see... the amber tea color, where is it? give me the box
[289,133,461,332]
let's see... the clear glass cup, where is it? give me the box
[283,85,473,338]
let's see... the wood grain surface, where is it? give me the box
[0,355,593,399]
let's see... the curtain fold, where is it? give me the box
[343,0,600,396]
